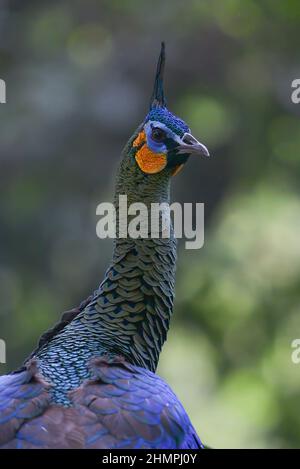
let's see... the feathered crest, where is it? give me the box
[150,42,166,109]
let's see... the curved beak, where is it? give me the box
[177,132,210,157]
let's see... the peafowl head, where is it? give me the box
[131,42,209,177]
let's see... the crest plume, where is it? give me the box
[150,42,166,109]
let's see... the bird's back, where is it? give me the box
[0,356,202,449]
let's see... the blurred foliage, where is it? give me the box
[0,0,300,448]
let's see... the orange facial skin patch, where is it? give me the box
[133,130,146,148]
[133,131,167,174]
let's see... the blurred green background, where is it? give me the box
[1,0,300,448]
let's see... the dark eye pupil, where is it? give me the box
[151,127,165,142]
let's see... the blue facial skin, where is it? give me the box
[144,108,190,168]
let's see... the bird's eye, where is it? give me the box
[151,127,166,142]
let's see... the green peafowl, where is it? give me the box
[0,43,209,449]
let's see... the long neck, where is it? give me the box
[83,133,177,372]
